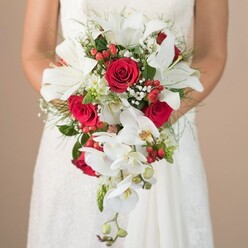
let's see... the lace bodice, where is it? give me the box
[60,0,195,39]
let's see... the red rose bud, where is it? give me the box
[68,95,100,127]
[72,152,98,177]
[105,58,140,93]
[174,46,181,61]
[156,32,181,61]
[156,32,167,45]
[143,101,173,127]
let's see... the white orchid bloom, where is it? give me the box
[118,108,159,145]
[92,132,147,174]
[93,12,145,47]
[41,39,97,102]
[104,175,139,213]
[81,147,119,177]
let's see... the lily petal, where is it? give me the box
[147,31,175,69]
[158,88,181,110]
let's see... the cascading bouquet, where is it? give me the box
[40,12,203,246]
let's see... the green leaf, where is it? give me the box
[82,92,95,104]
[80,133,90,146]
[57,125,78,136]
[142,64,156,80]
[97,184,109,212]
[95,37,107,51]
[72,140,82,160]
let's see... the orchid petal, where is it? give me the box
[137,116,160,138]
[82,148,118,177]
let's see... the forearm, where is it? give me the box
[169,55,226,123]
[22,52,55,92]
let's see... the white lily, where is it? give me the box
[93,12,144,47]
[41,39,97,102]
[104,175,139,213]
[118,108,159,145]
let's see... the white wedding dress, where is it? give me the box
[27,0,214,247]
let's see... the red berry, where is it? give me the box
[146,156,154,163]
[97,122,105,129]
[82,126,89,133]
[85,139,94,147]
[146,147,153,153]
[89,126,97,132]
[147,92,158,103]
[158,148,165,158]
[109,44,117,55]
[104,60,110,68]
[90,48,97,56]
[151,150,158,158]
[95,52,104,61]
[158,85,164,91]
[153,80,160,87]
[151,88,159,95]
[145,80,152,86]
[102,50,110,59]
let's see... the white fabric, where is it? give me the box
[27,0,214,247]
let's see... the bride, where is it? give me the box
[22,0,228,247]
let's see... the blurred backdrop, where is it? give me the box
[0,0,247,247]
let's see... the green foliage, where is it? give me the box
[97,184,109,212]
[165,146,177,164]
[82,92,95,104]
[72,140,82,160]
[57,125,78,136]
[142,64,156,80]
[81,133,90,146]
[95,37,108,51]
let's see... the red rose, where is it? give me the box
[72,152,98,177]
[105,58,139,93]
[143,101,173,127]
[68,95,99,127]
[156,32,181,61]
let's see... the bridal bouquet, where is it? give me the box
[40,12,203,246]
